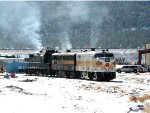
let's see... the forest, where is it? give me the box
[0,1,149,50]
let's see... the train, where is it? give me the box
[24,48,116,81]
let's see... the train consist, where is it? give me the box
[24,48,116,81]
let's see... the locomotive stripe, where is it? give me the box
[76,61,96,66]
[52,60,116,68]
[52,60,75,65]
[76,61,116,67]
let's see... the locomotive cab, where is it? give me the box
[94,53,115,67]
[76,50,116,81]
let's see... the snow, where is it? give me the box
[0,73,150,113]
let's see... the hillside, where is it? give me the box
[0,1,149,50]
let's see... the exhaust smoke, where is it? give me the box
[0,2,41,50]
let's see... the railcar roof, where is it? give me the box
[76,51,97,55]
[52,51,113,56]
[76,51,112,55]
[52,52,77,56]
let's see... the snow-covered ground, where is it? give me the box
[0,73,150,113]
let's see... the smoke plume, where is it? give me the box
[55,2,109,49]
[51,2,90,50]
[89,6,109,47]
[0,2,41,50]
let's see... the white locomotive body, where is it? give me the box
[76,50,116,81]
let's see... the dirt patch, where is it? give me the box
[4,85,46,96]
[129,94,150,113]
[80,83,127,96]
[5,85,33,95]
[5,85,24,92]
[19,78,37,82]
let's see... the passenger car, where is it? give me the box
[116,65,148,73]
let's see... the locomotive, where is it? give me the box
[24,48,116,81]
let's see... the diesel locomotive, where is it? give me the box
[25,48,116,81]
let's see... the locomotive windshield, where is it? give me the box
[94,53,114,58]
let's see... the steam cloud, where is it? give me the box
[52,2,90,50]
[89,7,109,47]
[55,2,109,49]
[0,2,41,50]
[59,32,72,51]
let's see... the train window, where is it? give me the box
[70,56,74,60]
[63,56,68,60]
[105,53,114,57]
[94,53,114,58]
[63,56,69,60]
[53,56,60,60]
[63,55,74,60]
[95,53,104,58]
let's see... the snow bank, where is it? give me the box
[0,73,149,113]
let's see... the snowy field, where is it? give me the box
[0,73,150,113]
